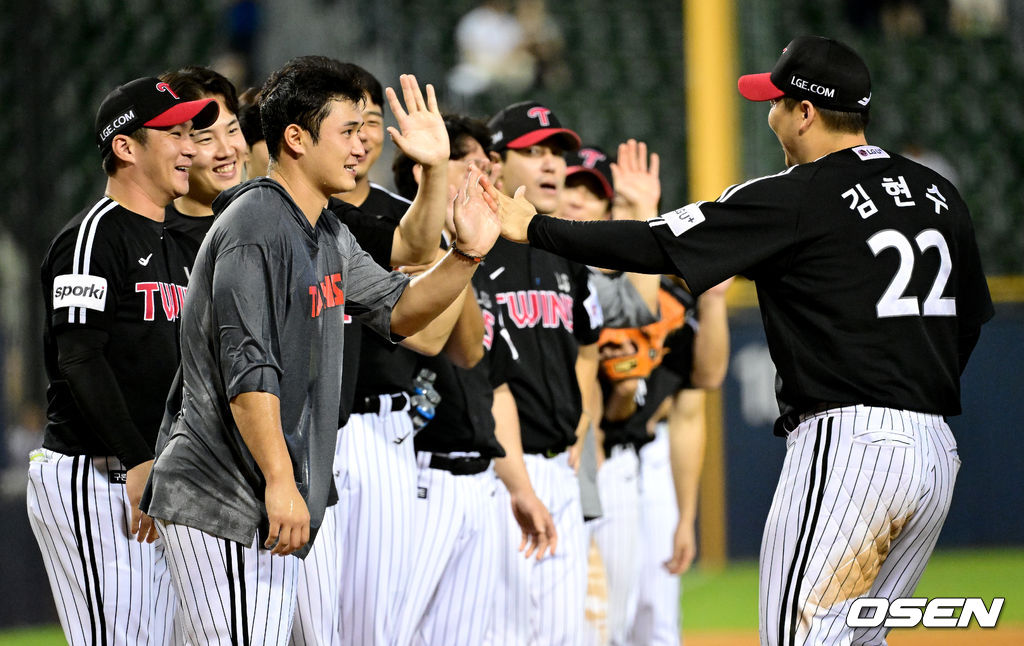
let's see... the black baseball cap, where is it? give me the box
[488,101,581,153]
[565,146,614,200]
[95,77,219,155]
[738,36,872,113]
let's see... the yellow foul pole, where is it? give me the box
[683,0,740,570]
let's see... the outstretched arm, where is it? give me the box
[385,74,450,266]
[493,179,679,277]
[390,169,501,337]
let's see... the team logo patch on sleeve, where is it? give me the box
[53,274,108,311]
[852,145,890,161]
[661,204,706,237]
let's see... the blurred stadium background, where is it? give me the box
[1,0,1021,640]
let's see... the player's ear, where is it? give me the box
[280,123,306,158]
[412,162,423,186]
[110,134,137,165]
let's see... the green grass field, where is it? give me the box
[680,548,1024,632]
[3,548,1020,644]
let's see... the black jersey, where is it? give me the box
[328,196,396,425]
[163,202,216,246]
[482,236,604,454]
[413,270,513,458]
[41,197,198,464]
[602,282,698,453]
[648,145,994,428]
[351,185,423,400]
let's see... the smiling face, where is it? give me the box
[185,95,248,206]
[354,94,384,181]
[131,122,198,204]
[498,140,567,214]
[301,98,366,196]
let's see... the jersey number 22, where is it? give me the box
[867,228,956,318]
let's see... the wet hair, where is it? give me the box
[259,56,367,161]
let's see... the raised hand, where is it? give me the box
[488,182,538,243]
[610,139,661,221]
[451,167,502,257]
[510,490,558,560]
[385,74,449,168]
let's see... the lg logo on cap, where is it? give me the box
[155,82,180,100]
[527,106,552,127]
[578,148,606,169]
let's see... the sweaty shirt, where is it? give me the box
[142,178,409,556]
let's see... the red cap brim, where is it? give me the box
[507,128,582,152]
[738,73,784,102]
[566,166,614,200]
[144,98,219,130]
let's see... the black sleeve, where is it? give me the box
[527,216,677,274]
[56,328,154,468]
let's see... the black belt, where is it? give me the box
[353,392,410,415]
[429,454,491,476]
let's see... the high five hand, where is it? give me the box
[486,183,537,243]
[451,167,502,257]
[385,74,449,167]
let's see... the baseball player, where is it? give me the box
[161,66,248,244]
[388,113,559,646]
[140,57,502,646]
[628,278,731,646]
[28,76,218,646]
[557,141,678,646]
[496,36,994,646]
[483,101,604,646]
[290,65,466,646]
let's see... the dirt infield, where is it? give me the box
[683,626,1024,645]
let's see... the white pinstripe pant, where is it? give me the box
[394,454,500,646]
[157,521,298,646]
[588,445,642,646]
[337,407,417,646]
[759,405,960,646]
[26,450,177,646]
[486,452,589,646]
[630,425,682,646]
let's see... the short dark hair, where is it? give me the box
[336,63,383,109]
[259,56,367,162]
[101,128,148,176]
[160,66,240,116]
[392,114,492,200]
[237,87,264,146]
[780,96,869,134]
